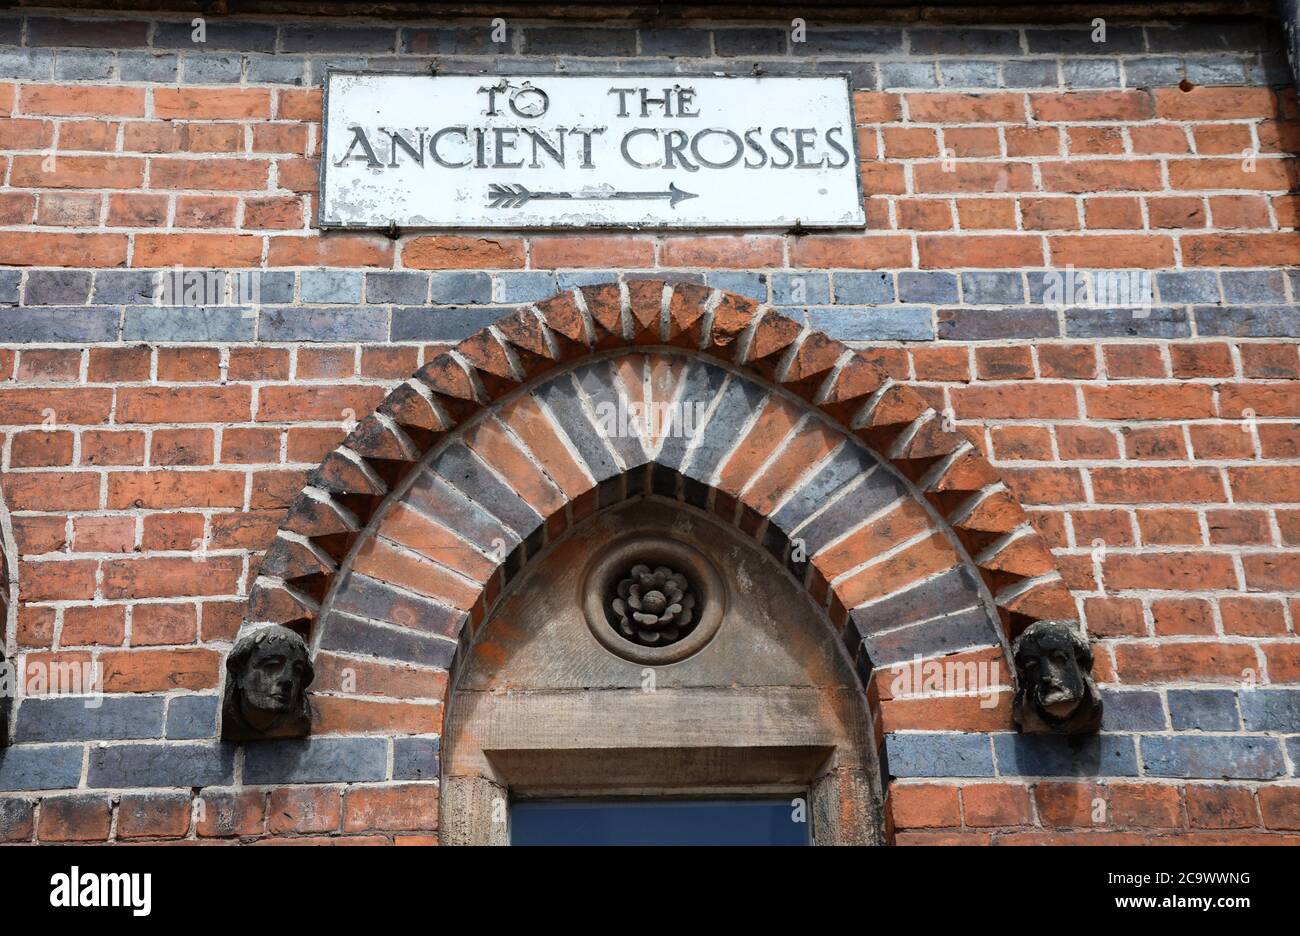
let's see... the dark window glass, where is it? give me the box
[511,798,809,845]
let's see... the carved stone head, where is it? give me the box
[1012,620,1102,735]
[221,625,313,741]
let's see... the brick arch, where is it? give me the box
[245,281,1078,707]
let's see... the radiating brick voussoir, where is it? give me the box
[626,279,665,345]
[247,580,318,630]
[665,283,713,347]
[493,305,564,371]
[414,353,482,420]
[311,450,387,498]
[741,308,804,380]
[456,328,524,398]
[997,576,1078,632]
[579,283,626,347]
[780,331,843,401]
[707,292,763,354]
[260,533,337,585]
[282,491,358,540]
[345,413,416,464]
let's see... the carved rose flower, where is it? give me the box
[611,564,696,647]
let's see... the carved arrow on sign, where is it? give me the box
[488,182,699,210]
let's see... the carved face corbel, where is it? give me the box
[1012,620,1102,735]
[221,625,314,742]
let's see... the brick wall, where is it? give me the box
[0,10,1297,843]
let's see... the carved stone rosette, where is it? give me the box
[583,535,725,665]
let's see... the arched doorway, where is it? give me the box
[441,497,883,844]
[242,281,1081,843]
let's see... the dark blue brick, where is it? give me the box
[243,737,388,784]
[251,271,295,304]
[573,361,648,468]
[1168,689,1240,731]
[770,444,878,534]
[300,270,362,304]
[1185,55,1249,85]
[494,272,558,303]
[0,307,118,342]
[834,271,895,304]
[124,306,254,341]
[1194,306,1299,338]
[938,307,1058,340]
[860,606,999,667]
[557,271,618,291]
[27,16,149,47]
[1142,735,1284,779]
[16,696,163,742]
[261,306,387,342]
[681,375,769,483]
[401,26,499,55]
[1239,689,1300,732]
[88,742,235,788]
[939,61,1001,89]
[793,28,902,55]
[153,19,278,52]
[331,570,465,639]
[281,25,396,54]
[656,362,729,471]
[393,737,441,780]
[391,306,502,341]
[1124,57,1186,88]
[793,469,906,557]
[961,272,1024,305]
[1024,27,1145,54]
[55,50,113,81]
[1221,271,1288,304]
[180,53,242,84]
[898,271,958,304]
[1002,59,1059,88]
[885,733,994,778]
[24,270,92,305]
[0,745,83,791]
[1099,690,1167,731]
[801,306,933,341]
[881,61,938,89]
[433,443,543,539]
[0,49,53,80]
[909,28,1021,56]
[638,28,712,57]
[713,28,787,56]
[706,272,767,301]
[1064,306,1190,338]
[772,272,830,305]
[1063,59,1122,88]
[366,272,428,305]
[246,54,306,85]
[1145,21,1276,54]
[0,269,21,304]
[119,52,177,82]
[318,610,458,669]
[994,734,1140,777]
[93,270,156,304]
[848,567,984,640]
[523,27,635,56]
[165,695,219,740]
[428,271,492,304]
[533,374,622,482]
[1158,271,1220,304]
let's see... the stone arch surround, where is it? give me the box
[241,281,1084,840]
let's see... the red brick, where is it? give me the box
[889,784,961,829]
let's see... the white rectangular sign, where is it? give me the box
[320,73,865,230]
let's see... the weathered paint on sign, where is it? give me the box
[319,73,865,230]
